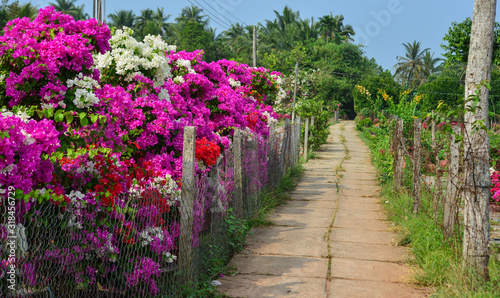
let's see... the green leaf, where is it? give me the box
[44,108,54,118]
[80,116,88,126]
[54,112,64,122]
[90,114,98,123]
[65,113,74,124]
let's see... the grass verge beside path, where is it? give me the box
[359,130,500,297]
[184,163,305,297]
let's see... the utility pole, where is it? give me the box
[93,0,104,22]
[462,0,496,280]
[252,26,257,68]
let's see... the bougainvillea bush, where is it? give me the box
[0,8,284,296]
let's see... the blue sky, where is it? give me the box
[32,0,498,72]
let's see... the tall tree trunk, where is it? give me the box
[463,0,496,280]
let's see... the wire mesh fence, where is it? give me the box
[390,115,496,245]
[0,118,302,297]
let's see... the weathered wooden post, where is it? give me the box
[335,110,339,123]
[394,118,404,189]
[444,124,461,238]
[431,119,442,219]
[304,118,309,162]
[295,116,301,166]
[283,119,291,173]
[233,128,243,217]
[309,116,314,140]
[268,123,276,187]
[412,119,422,213]
[179,126,196,283]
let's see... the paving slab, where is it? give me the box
[228,255,328,278]
[333,213,391,231]
[329,279,427,298]
[242,226,328,257]
[218,275,327,298]
[330,241,408,262]
[330,258,410,283]
[269,207,334,228]
[331,228,397,244]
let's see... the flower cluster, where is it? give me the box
[0,7,283,296]
[195,137,221,167]
[0,7,110,109]
[95,27,175,87]
[0,114,60,192]
[491,170,500,204]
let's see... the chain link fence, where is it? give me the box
[0,118,302,297]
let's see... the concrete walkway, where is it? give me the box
[218,121,427,297]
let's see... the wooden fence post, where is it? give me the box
[295,116,301,166]
[444,124,461,237]
[268,123,276,187]
[304,118,309,162]
[431,119,442,219]
[179,126,196,283]
[283,119,291,173]
[233,128,243,217]
[335,110,339,123]
[413,119,422,213]
[394,118,404,189]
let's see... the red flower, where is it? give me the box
[195,137,221,167]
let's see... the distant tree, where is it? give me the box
[441,17,500,66]
[108,9,135,29]
[394,41,429,87]
[423,51,444,77]
[175,5,207,25]
[152,8,171,36]
[319,13,354,43]
[49,0,77,15]
[418,64,465,110]
[71,4,88,20]
[12,2,37,19]
[178,21,211,53]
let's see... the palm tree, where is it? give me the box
[13,2,38,19]
[71,4,88,20]
[394,41,430,87]
[296,18,320,42]
[423,51,444,77]
[49,0,77,15]
[319,13,336,41]
[175,5,207,25]
[259,6,302,50]
[135,8,155,39]
[152,8,171,36]
[108,10,135,29]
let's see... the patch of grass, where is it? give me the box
[379,178,500,296]
[249,164,304,227]
[361,123,500,296]
[308,151,318,159]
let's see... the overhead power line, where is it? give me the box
[200,0,238,26]
[188,0,231,30]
